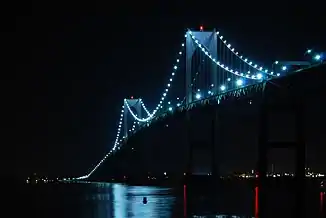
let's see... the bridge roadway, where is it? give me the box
[89,63,326,183]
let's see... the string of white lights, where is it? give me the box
[79,30,265,179]
[75,29,322,181]
[188,31,260,81]
[129,120,137,133]
[140,99,151,116]
[124,34,186,122]
[215,31,277,77]
[79,104,125,178]
[83,114,138,178]
[80,34,188,179]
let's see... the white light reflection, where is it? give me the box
[113,183,127,217]
[127,186,175,217]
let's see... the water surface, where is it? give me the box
[24,182,324,217]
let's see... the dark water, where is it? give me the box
[22,182,325,218]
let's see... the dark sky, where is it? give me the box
[13,1,325,177]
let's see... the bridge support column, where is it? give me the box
[257,84,306,218]
[186,106,219,178]
[186,29,218,104]
[211,106,219,178]
[124,99,142,138]
[186,111,193,176]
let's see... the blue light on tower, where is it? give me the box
[195,93,201,100]
[220,85,226,91]
[256,73,263,80]
[168,107,172,111]
[314,54,321,61]
[282,66,287,71]
[236,79,243,86]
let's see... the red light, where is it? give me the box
[200,26,203,31]
[183,185,187,217]
[131,96,133,99]
[255,186,259,218]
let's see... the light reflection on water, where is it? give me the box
[28,182,325,218]
[113,184,174,217]
[83,183,175,217]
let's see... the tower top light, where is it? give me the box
[200,25,203,31]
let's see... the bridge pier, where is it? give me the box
[186,110,193,176]
[257,83,306,218]
[186,105,220,178]
[210,105,219,178]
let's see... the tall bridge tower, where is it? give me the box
[185,28,218,104]
[123,98,142,138]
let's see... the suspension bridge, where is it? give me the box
[74,27,325,181]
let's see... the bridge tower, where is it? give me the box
[257,85,306,218]
[123,98,142,138]
[185,28,218,104]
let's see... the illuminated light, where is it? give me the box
[200,25,203,31]
[220,85,226,91]
[195,93,201,99]
[255,186,259,217]
[236,79,243,86]
[282,66,287,71]
[168,107,172,111]
[307,49,312,54]
[188,32,259,80]
[91,31,189,175]
[176,103,180,107]
[314,54,321,60]
[274,61,279,64]
[320,192,324,214]
[130,96,133,99]
[215,30,274,77]
[184,185,187,217]
[227,78,231,81]
[257,73,263,79]
[208,90,211,94]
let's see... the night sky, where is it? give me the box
[14,1,325,178]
